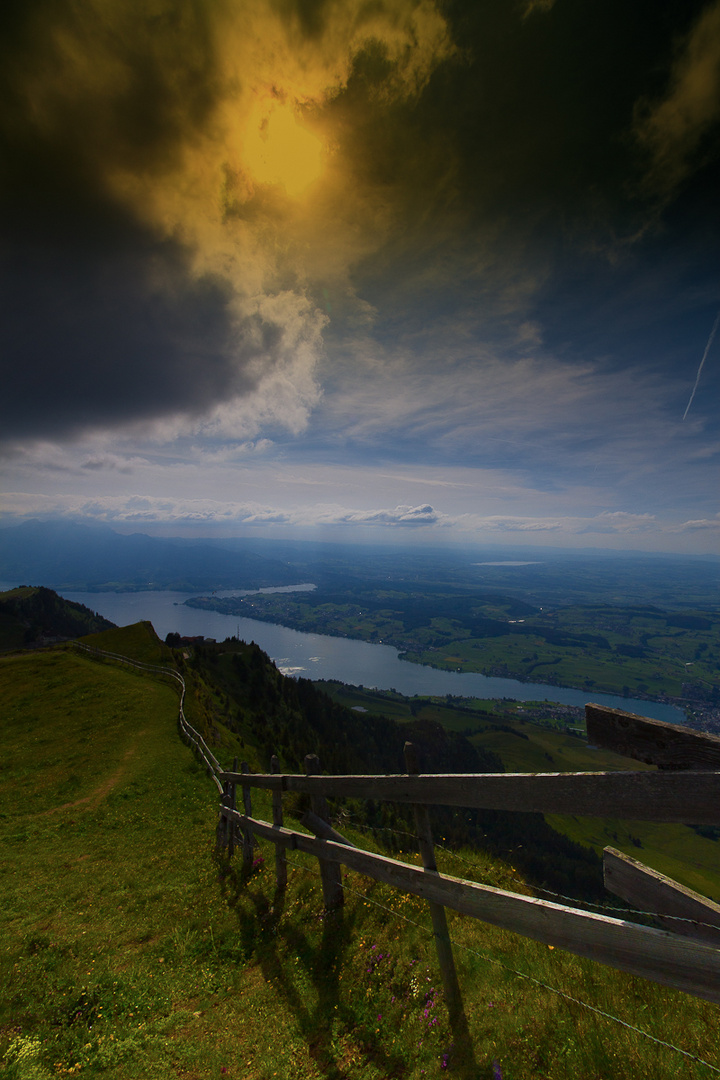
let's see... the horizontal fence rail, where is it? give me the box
[586,704,720,771]
[218,705,720,1009]
[218,768,720,826]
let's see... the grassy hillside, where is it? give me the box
[0,586,115,652]
[1,630,719,1078]
[78,621,174,666]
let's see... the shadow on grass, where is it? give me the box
[216,854,411,1079]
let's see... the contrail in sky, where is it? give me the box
[683,307,720,420]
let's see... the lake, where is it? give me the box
[42,585,687,725]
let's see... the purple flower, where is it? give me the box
[493,1060,503,1080]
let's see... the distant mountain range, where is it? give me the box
[0,520,302,591]
[1,518,718,610]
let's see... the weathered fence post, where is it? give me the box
[241,761,254,869]
[228,756,238,859]
[216,780,229,852]
[271,755,288,890]
[304,753,344,910]
[404,742,471,1045]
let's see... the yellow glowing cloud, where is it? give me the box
[26,0,455,440]
[243,101,324,196]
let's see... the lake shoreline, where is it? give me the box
[10,585,682,726]
[185,595,684,714]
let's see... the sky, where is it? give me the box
[1,0,720,553]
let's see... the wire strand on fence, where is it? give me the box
[284,856,720,1076]
[340,812,720,933]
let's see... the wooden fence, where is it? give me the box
[70,642,720,1012]
[217,706,720,1009]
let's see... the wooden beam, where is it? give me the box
[300,810,356,847]
[240,761,253,868]
[586,704,720,770]
[271,755,287,890]
[219,771,285,790]
[221,769,720,825]
[603,846,720,948]
[404,741,467,1031]
[228,756,238,859]
[222,809,720,1004]
[304,754,344,910]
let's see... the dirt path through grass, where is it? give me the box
[33,729,149,817]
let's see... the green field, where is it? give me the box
[190,588,720,702]
[2,630,720,1078]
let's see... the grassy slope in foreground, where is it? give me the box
[0,629,718,1079]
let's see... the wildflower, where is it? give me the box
[493,1060,503,1080]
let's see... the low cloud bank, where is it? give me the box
[2,493,718,548]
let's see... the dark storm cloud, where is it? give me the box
[3,0,720,455]
[0,0,222,190]
[0,0,262,441]
[0,209,268,440]
[0,0,455,444]
[271,0,333,39]
[332,0,719,279]
[321,0,720,422]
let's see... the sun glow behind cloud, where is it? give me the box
[243,101,325,195]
